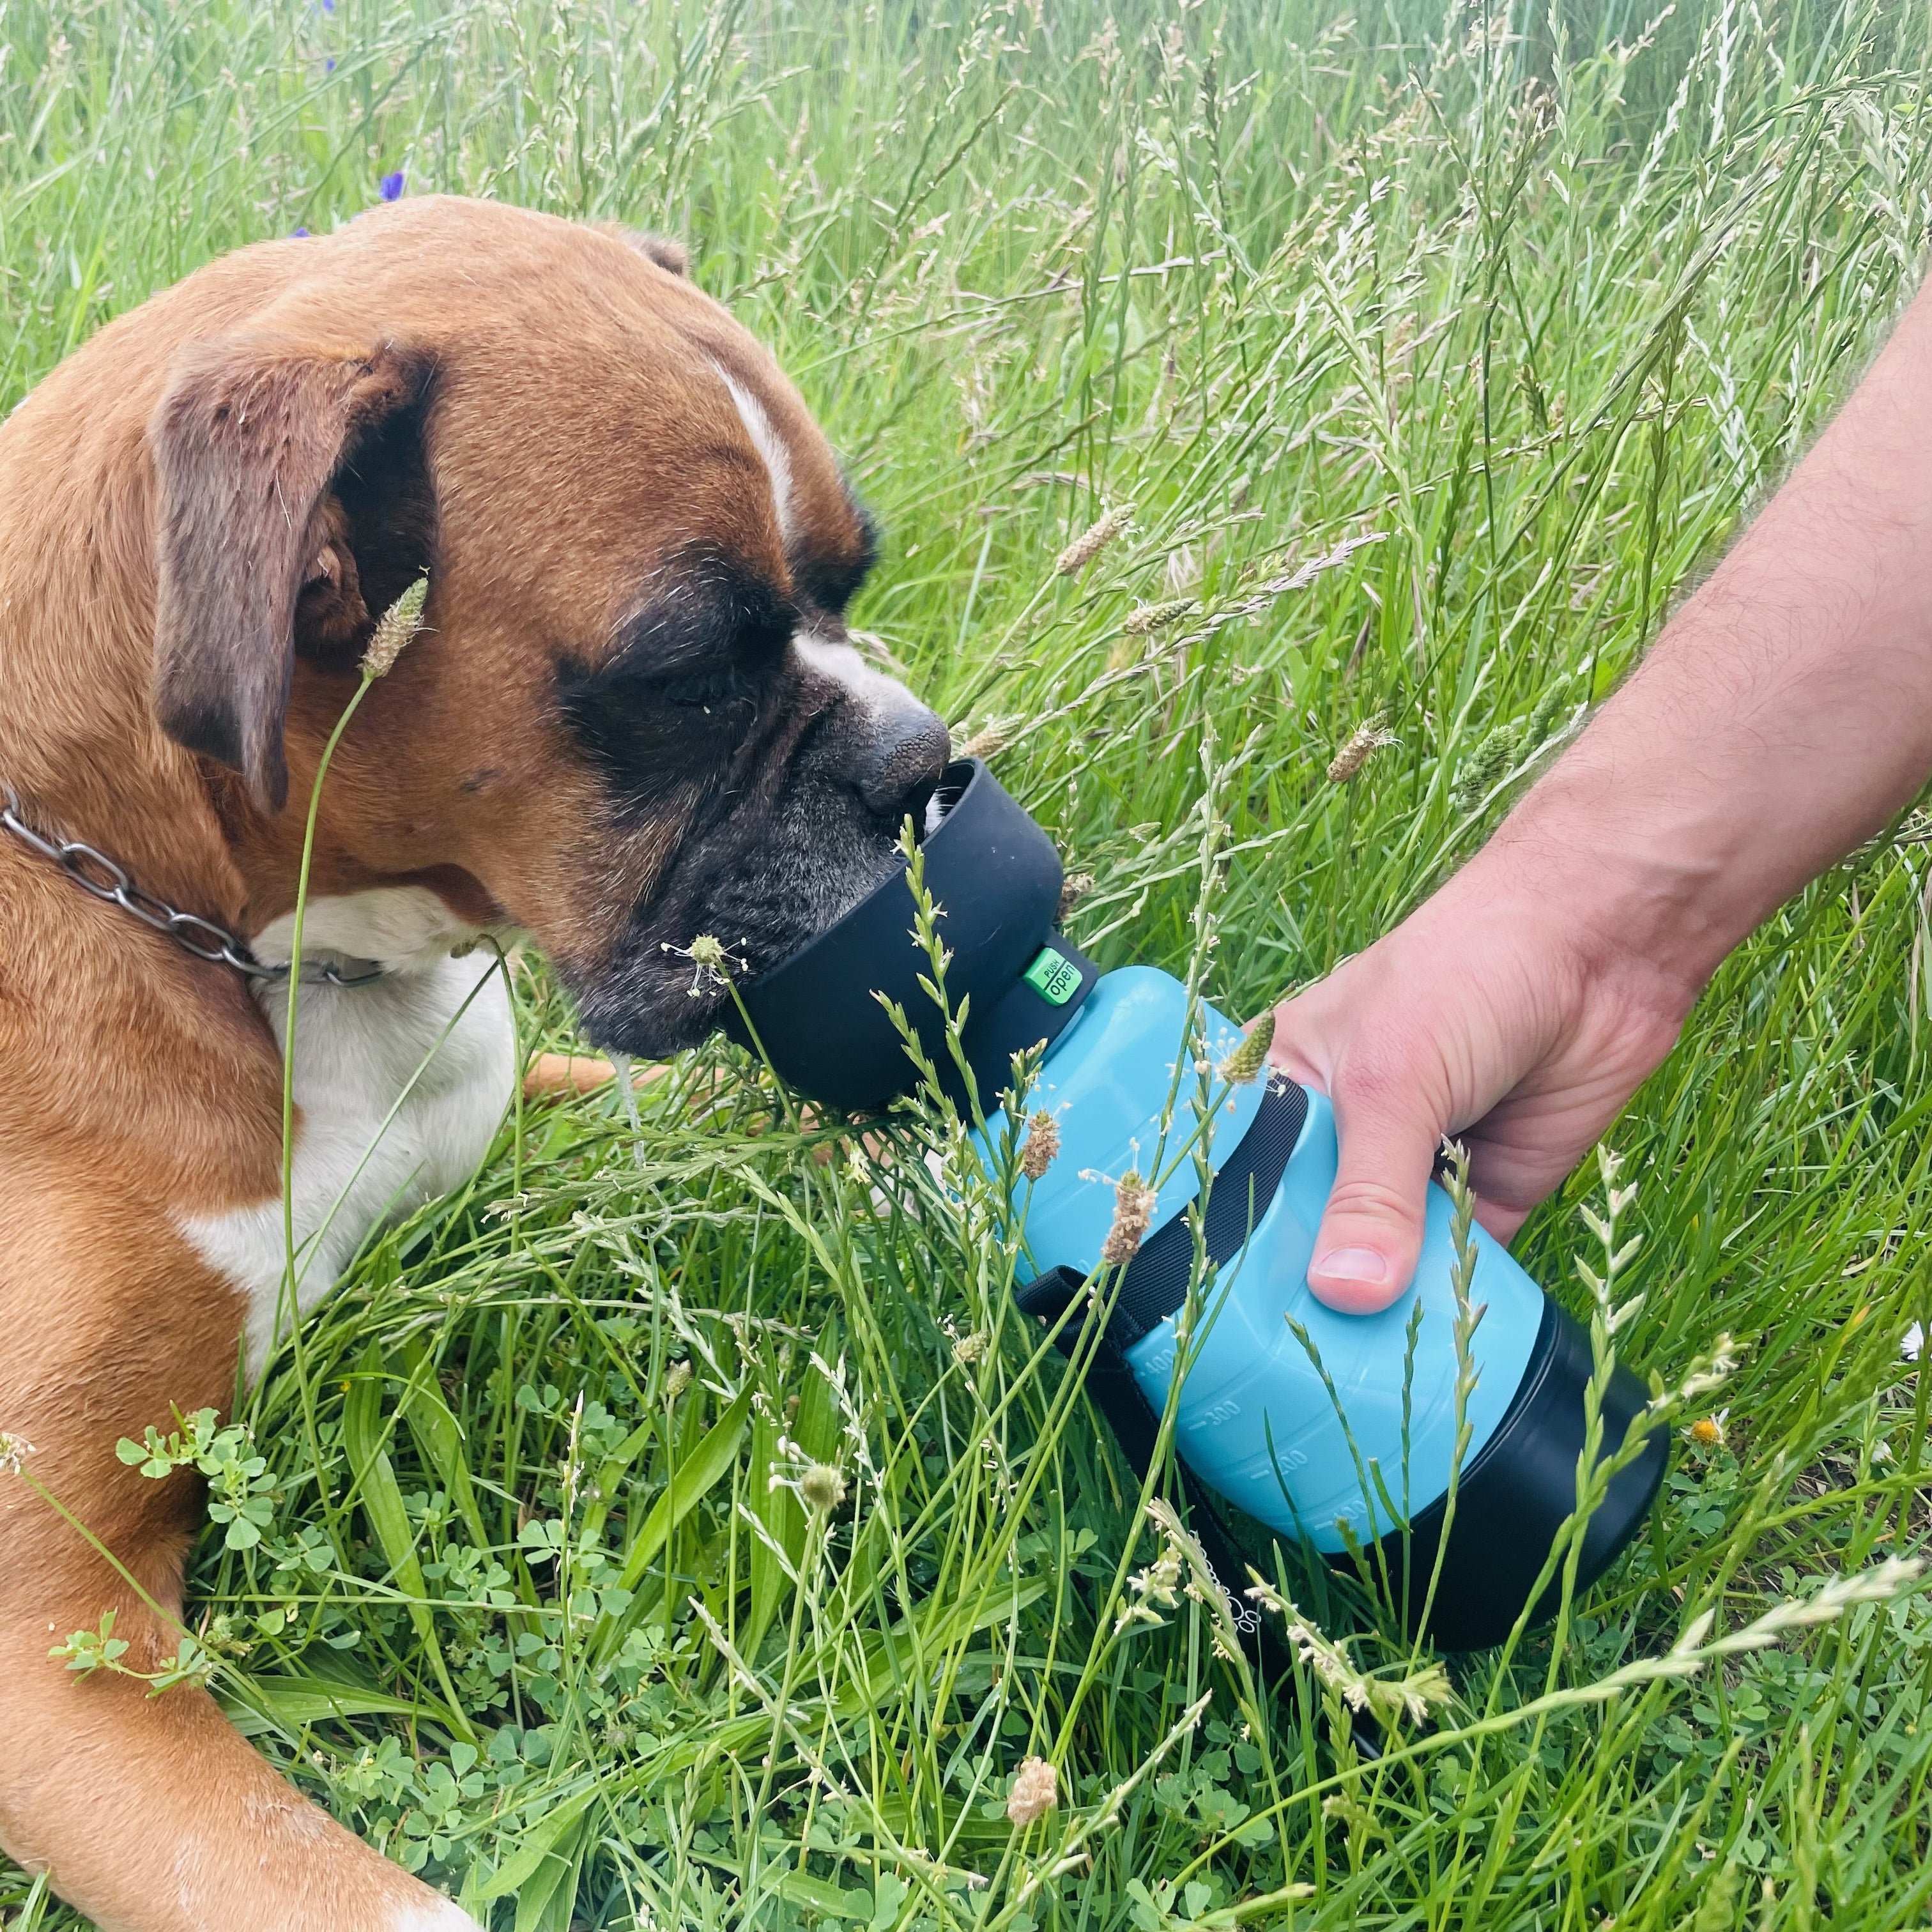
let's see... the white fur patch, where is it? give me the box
[795,631,921,717]
[177,894,517,1376]
[389,1897,485,1932]
[715,364,796,549]
[250,883,489,973]
[795,632,947,815]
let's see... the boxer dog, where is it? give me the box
[0,197,947,1931]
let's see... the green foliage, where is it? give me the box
[118,1408,280,1551]
[8,2,1932,1929]
[48,1609,128,1680]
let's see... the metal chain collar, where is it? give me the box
[1,783,384,988]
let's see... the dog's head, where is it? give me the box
[142,198,947,1057]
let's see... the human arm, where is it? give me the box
[1272,274,1932,1312]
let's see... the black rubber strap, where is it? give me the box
[1016,1072,1309,1349]
[1110,1071,1308,1340]
[1014,1074,1312,1657]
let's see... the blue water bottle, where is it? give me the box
[726,760,1667,1649]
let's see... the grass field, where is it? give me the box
[8,1,1932,1926]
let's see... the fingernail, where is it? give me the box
[1313,1246,1388,1285]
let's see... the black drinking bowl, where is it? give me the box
[722,758,1096,1112]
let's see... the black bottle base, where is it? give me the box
[1359,1297,1669,1652]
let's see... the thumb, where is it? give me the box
[1306,1071,1443,1314]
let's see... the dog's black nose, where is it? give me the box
[859,705,951,824]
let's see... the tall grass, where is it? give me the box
[6,2,1932,1926]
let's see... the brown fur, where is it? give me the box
[0,197,916,1931]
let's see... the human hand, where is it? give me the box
[1265,277,1932,1312]
[1266,855,1696,1312]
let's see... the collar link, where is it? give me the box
[1,782,385,989]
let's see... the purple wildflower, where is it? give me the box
[321,0,335,12]
[293,226,310,238]
[325,56,335,71]
[379,170,404,203]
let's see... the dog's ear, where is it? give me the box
[148,334,434,811]
[632,234,689,276]
[597,226,689,276]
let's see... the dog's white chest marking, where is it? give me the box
[177,888,516,1375]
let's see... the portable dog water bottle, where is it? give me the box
[725,760,1667,1650]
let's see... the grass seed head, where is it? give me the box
[1056,505,1129,576]
[960,716,1021,760]
[361,577,427,678]
[1123,597,1195,635]
[1451,719,1523,812]
[1007,1755,1059,1827]
[1218,1012,1275,1085]
[1101,1169,1158,1265]
[1115,1514,1185,1632]
[0,1430,34,1475]
[1057,871,1095,921]
[1327,712,1396,783]
[1526,675,1572,742]
[1020,1108,1061,1181]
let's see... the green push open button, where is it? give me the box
[1023,946,1081,1006]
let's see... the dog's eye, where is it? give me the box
[658,670,739,710]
